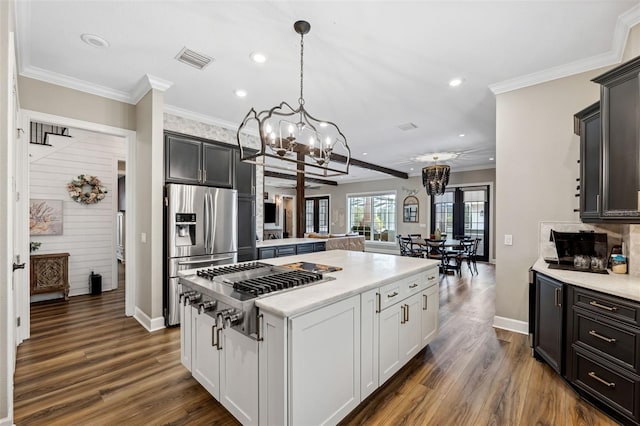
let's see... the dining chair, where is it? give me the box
[458,238,480,274]
[397,235,422,257]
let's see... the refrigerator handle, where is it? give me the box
[204,192,210,253]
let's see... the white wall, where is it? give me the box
[29,128,125,300]
[494,24,640,329]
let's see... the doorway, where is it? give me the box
[282,195,295,238]
[18,110,136,342]
[431,186,490,262]
[305,196,330,234]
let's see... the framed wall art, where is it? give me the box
[29,199,63,235]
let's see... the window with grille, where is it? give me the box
[433,190,454,235]
[305,196,329,234]
[347,192,396,242]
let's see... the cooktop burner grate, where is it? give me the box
[196,262,271,280]
[233,270,324,296]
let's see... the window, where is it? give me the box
[431,186,490,261]
[305,196,329,234]
[347,192,396,242]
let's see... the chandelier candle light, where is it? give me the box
[422,156,451,196]
[236,20,351,177]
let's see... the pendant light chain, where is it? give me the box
[299,32,305,106]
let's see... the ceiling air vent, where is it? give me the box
[398,122,418,131]
[175,47,214,70]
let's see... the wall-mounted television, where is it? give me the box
[264,202,276,223]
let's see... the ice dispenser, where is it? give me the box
[175,213,196,246]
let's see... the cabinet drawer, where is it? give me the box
[571,347,640,423]
[276,246,296,257]
[258,248,276,259]
[572,308,640,373]
[313,242,326,252]
[296,244,314,254]
[379,271,429,310]
[572,287,640,326]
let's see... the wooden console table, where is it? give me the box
[30,253,70,300]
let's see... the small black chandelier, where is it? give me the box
[236,20,351,177]
[422,156,450,196]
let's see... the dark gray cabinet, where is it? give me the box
[592,57,640,221]
[165,132,233,188]
[574,102,601,221]
[257,241,326,260]
[566,286,640,425]
[534,273,564,374]
[234,149,255,195]
[237,195,256,262]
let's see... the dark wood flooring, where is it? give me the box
[14,263,616,425]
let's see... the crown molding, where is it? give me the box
[20,65,133,103]
[130,74,173,104]
[490,3,640,95]
[164,104,242,132]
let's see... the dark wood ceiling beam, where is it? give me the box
[330,154,409,179]
[264,170,338,186]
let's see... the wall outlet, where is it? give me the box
[141,232,147,243]
[504,234,513,246]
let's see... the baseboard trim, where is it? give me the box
[492,316,528,335]
[134,307,165,332]
[0,416,14,426]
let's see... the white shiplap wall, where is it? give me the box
[29,128,126,300]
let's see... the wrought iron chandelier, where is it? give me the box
[422,156,450,196]
[236,20,351,177]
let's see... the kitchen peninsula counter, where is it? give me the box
[257,249,440,317]
[532,258,640,302]
[256,237,327,248]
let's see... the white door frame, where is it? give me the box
[18,110,137,339]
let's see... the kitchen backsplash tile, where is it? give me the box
[628,225,640,276]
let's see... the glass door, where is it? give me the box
[305,196,329,234]
[431,186,489,261]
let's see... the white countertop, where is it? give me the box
[532,258,640,302]
[256,237,327,248]
[255,250,440,317]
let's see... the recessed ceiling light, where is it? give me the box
[234,89,247,98]
[250,52,267,63]
[458,133,465,138]
[80,33,110,48]
[410,168,414,171]
[489,157,495,161]
[449,78,463,87]
[319,122,328,128]
[362,152,368,156]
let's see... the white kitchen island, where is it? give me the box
[180,250,440,425]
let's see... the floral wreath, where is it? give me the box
[67,174,108,205]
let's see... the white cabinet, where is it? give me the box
[399,293,423,361]
[289,295,361,426]
[259,312,287,426]
[180,300,193,372]
[421,283,439,347]
[190,309,258,425]
[220,327,259,425]
[192,310,220,398]
[379,301,403,384]
[360,288,379,400]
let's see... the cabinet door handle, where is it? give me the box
[423,294,428,310]
[428,276,436,281]
[387,291,398,298]
[589,300,617,312]
[554,288,562,307]
[256,313,264,341]
[212,324,217,347]
[375,292,381,313]
[588,371,615,388]
[216,327,223,351]
[400,305,406,324]
[405,304,409,322]
[198,169,202,181]
[409,283,418,289]
[203,169,207,182]
[589,330,616,343]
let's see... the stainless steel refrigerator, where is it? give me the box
[165,183,238,326]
